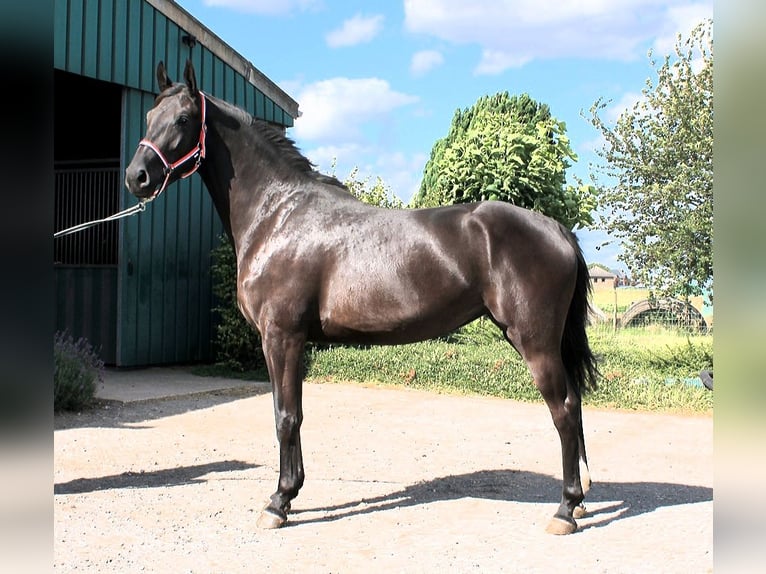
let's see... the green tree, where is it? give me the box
[412,92,596,229]
[588,19,713,303]
[343,167,403,208]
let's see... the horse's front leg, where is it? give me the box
[257,326,306,529]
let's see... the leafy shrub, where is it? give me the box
[343,167,403,208]
[210,236,265,371]
[54,331,104,412]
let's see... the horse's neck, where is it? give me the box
[200,100,305,253]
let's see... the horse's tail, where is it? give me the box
[561,230,599,396]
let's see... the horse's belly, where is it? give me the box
[315,287,485,345]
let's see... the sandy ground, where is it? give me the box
[54,382,713,573]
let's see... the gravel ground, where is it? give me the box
[54,382,713,573]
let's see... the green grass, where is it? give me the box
[586,328,713,413]
[304,331,712,414]
[306,340,541,401]
[195,325,713,415]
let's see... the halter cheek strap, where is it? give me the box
[138,90,207,199]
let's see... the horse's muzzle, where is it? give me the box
[125,158,160,200]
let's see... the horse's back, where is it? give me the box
[311,202,485,342]
[305,199,578,343]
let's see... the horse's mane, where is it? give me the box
[253,118,346,188]
[208,92,346,189]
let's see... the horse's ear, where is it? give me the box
[156,61,172,92]
[184,60,198,95]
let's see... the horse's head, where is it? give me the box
[125,60,207,201]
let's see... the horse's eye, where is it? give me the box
[177,115,190,126]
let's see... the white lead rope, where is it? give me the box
[54,200,148,238]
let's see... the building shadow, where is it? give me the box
[54,459,258,495]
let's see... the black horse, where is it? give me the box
[125,60,599,535]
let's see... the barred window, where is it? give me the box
[54,161,120,266]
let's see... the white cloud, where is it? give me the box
[476,50,531,75]
[326,14,385,48]
[301,148,428,205]
[606,91,643,123]
[369,151,429,204]
[288,78,422,199]
[403,0,713,74]
[300,143,366,176]
[653,3,712,56]
[276,78,304,98]
[291,77,418,143]
[410,50,444,76]
[203,0,320,15]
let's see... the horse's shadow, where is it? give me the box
[55,463,712,532]
[54,460,258,494]
[291,469,712,531]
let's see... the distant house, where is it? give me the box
[588,266,618,291]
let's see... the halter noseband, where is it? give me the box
[138,90,207,199]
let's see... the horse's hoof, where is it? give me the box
[262,501,290,513]
[573,504,587,519]
[545,516,577,535]
[257,508,287,529]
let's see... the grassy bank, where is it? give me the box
[304,329,712,414]
[196,325,713,415]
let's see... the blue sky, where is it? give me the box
[175,0,713,272]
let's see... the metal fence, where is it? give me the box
[589,298,713,335]
[54,162,120,265]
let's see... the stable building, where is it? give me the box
[54,0,299,366]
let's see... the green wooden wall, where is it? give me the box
[119,90,222,366]
[54,0,296,366]
[55,267,118,364]
[53,0,293,127]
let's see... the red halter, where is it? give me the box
[138,90,207,199]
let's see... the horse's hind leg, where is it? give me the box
[573,404,591,519]
[524,349,587,535]
[257,326,307,529]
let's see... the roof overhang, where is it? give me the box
[146,0,300,119]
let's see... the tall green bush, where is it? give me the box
[210,236,265,371]
[54,331,104,412]
[412,92,597,229]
